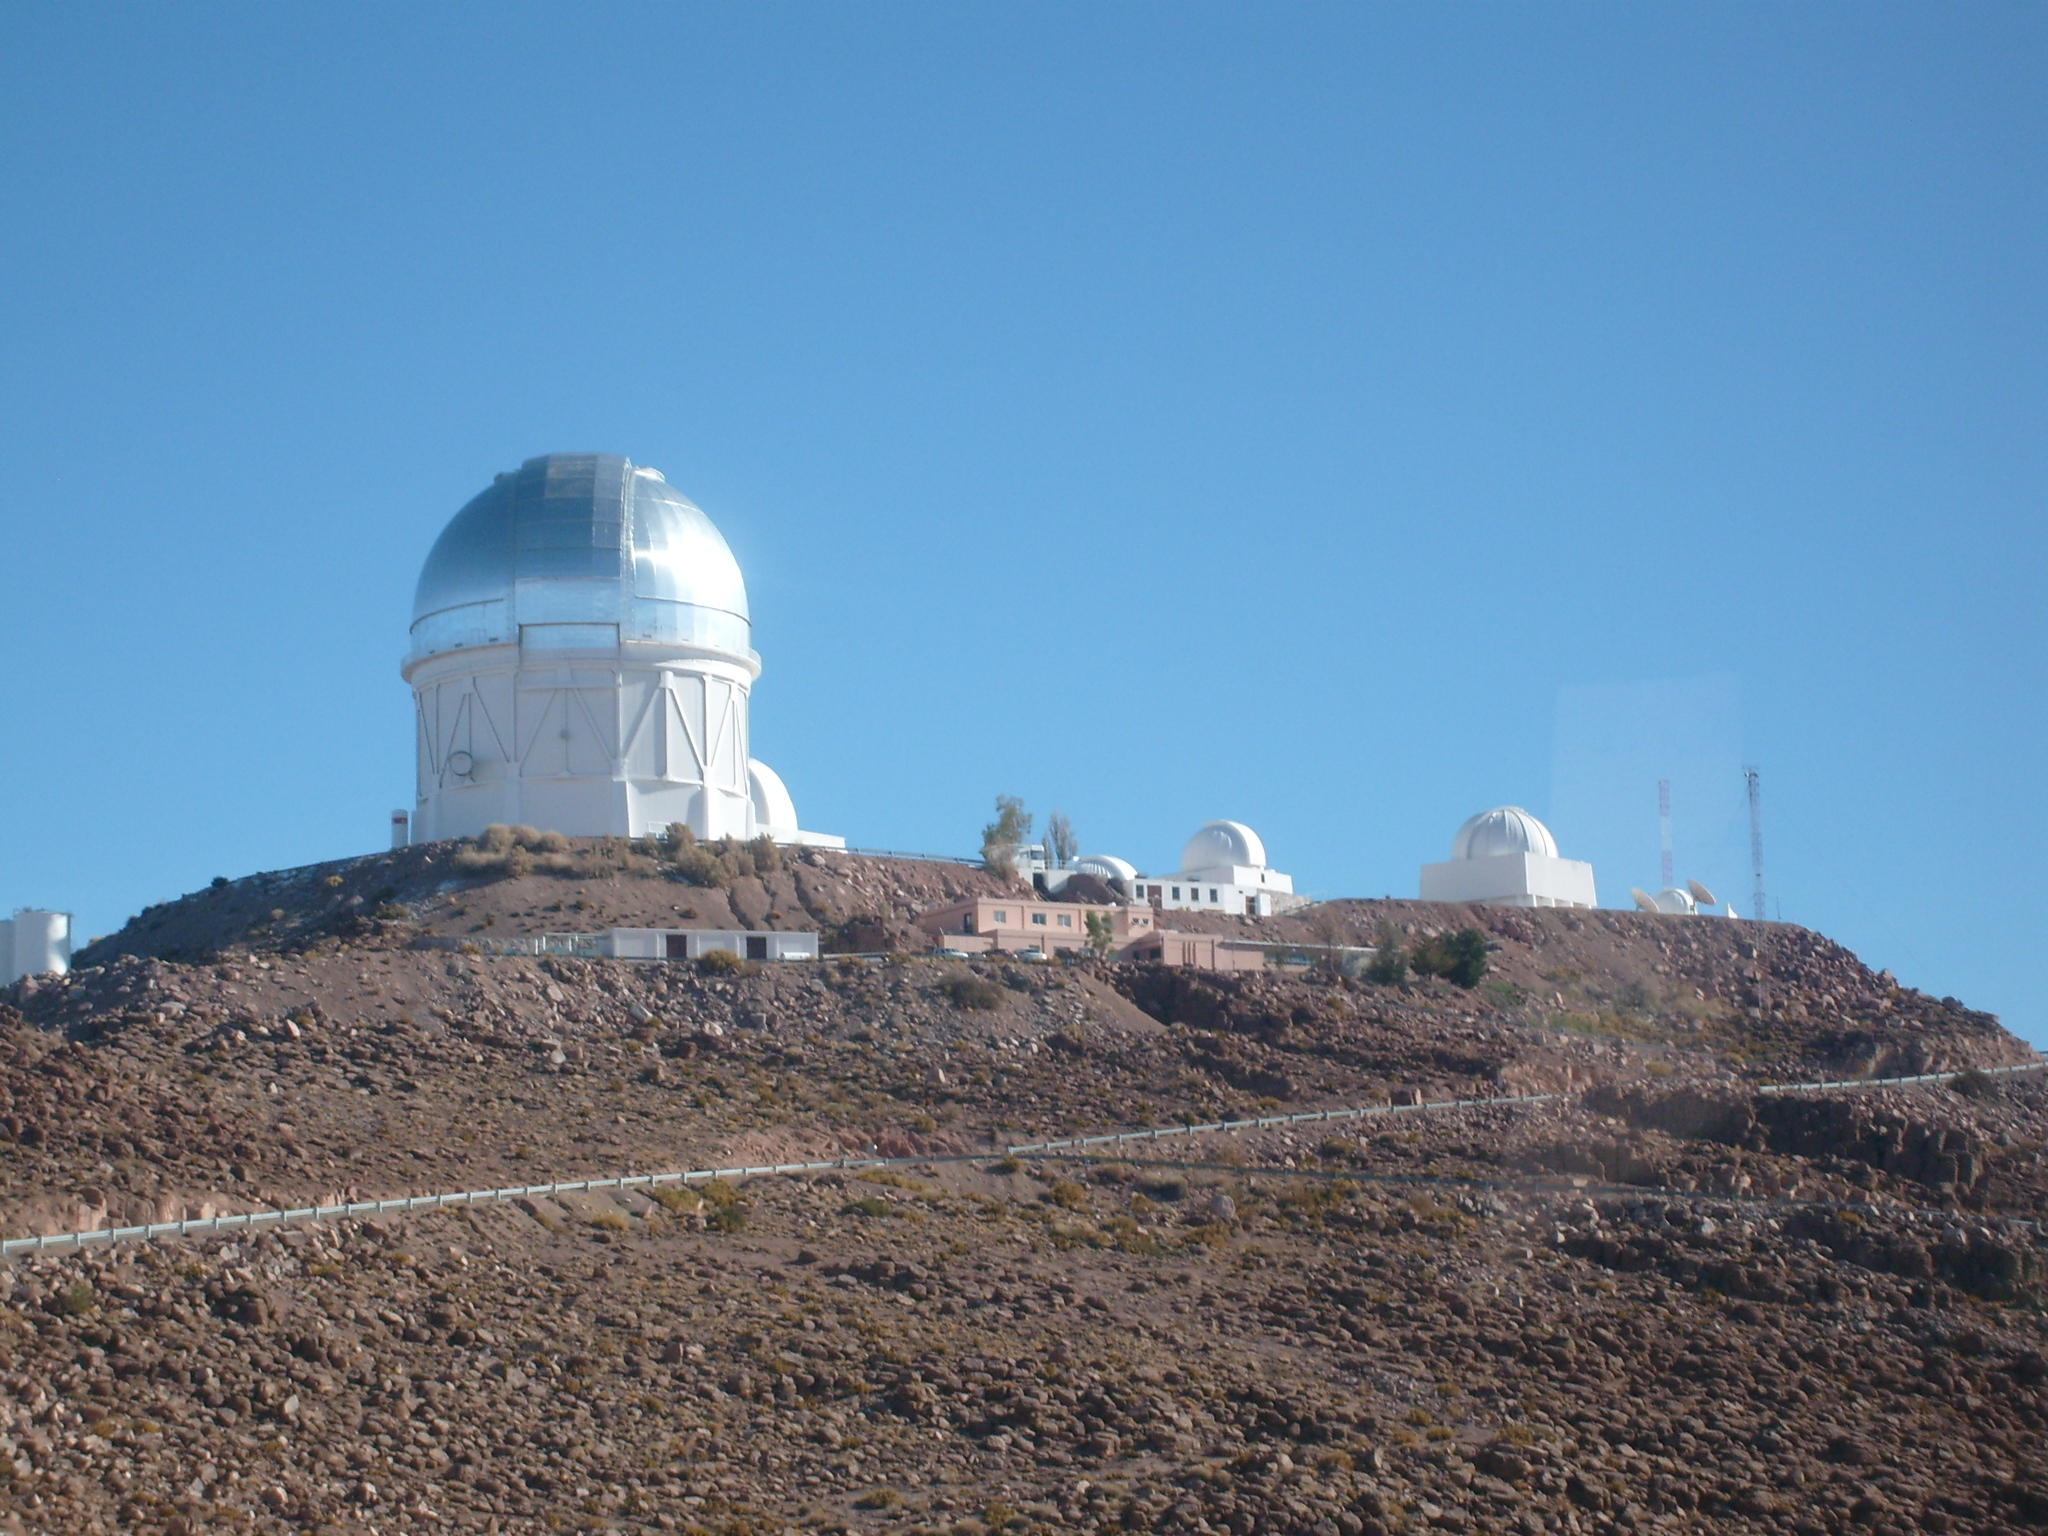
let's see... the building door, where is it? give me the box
[745,935,769,961]
[665,934,688,960]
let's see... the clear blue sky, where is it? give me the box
[2,5,2041,1046]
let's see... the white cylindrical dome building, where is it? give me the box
[1420,806,1596,910]
[1180,820,1268,874]
[403,453,838,846]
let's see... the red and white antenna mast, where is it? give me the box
[1745,765,1767,921]
[1657,779,1674,888]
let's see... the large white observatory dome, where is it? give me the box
[401,452,843,849]
[1450,806,1559,862]
[410,453,752,665]
[1181,820,1268,873]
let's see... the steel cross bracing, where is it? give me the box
[3,1058,2043,1259]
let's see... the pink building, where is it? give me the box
[1117,929,1265,971]
[914,895,1264,971]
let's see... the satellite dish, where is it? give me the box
[446,750,474,778]
[1630,887,1660,913]
[1686,879,1717,907]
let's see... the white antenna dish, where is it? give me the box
[1630,887,1660,913]
[1686,879,1717,907]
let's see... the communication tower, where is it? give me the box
[1745,766,1766,921]
[1657,779,1674,888]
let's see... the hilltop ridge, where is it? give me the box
[3,845,2043,1535]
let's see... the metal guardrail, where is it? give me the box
[1755,1060,2046,1094]
[1004,1092,1569,1155]
[833,846,979,867]
[4,1059,2043,1260]
[0,1163,902,1259]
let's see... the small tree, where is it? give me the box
[1084,910,1115,959]
[1364,921,1409,986]
[1410,928,1491,988]
[1046,810,1078,868]
[1305,906,1350,982]
[981,795,1032,878]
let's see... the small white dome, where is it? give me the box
[1181,820,1267,872]
[747,758,798,834]
[1451,807,1560,861]
[1652,886,1698,915]
[1074,854,1138,884]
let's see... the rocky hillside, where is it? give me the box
[76,840,1016,968]
[2,848,2042,1535]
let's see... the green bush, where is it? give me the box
[1410,928,1491,987]
[1084,910,1115,958]
[1364,921,1409,985]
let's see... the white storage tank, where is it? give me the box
[4,909,73,984]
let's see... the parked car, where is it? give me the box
[929,947,970,960]
[1016,947,1049,963]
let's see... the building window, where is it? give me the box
[1171,887,1181,900]
[1209,889,1219,903]
[1031,913,1047,925]
[993,911,1007,924]
[1057,914,1072,927]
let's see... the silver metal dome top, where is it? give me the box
[408,453,751,665]
[1451,806,1560,861]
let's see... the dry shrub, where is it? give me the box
[651,827,783,889]
[942,974,1005,1012]
[454,824,659,878]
